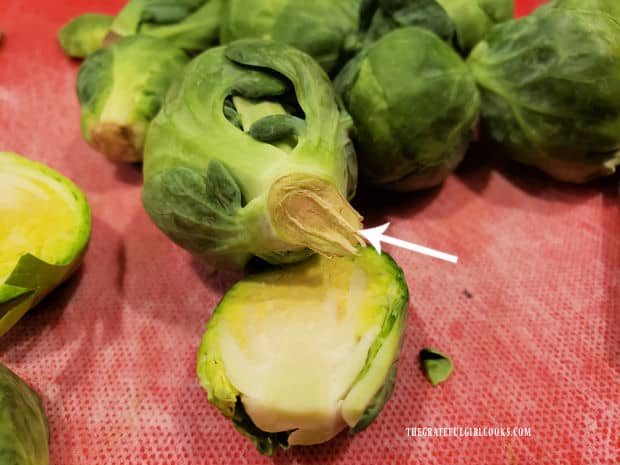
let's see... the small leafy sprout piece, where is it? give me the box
[0,364,50,465]
[107,0,222,55]
[468,5,620,182]
[0,152,91,337]
[196,247,409,454]
[58,13,114,58]
[142,40,363,270]
[420,348,453,386]
[76,35,189,162]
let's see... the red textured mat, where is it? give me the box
[1,1,619,464]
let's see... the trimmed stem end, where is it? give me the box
[268,175,364,257]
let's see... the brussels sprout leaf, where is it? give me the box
[420,348,453,386]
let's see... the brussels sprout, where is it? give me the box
[196,247,409,455]
[58,13,114,58]
[0,152,90,337]
[355,0,456,49]
[545,0,620,18]
[355,0,513,55]
[220,0,361,74]
[336,27,479,191]
[468,7,620,183]
[142,40,363,270]
[106,0,222,54]
[0,364,49,465]
[435,0,514,53]
[77,35,189,162]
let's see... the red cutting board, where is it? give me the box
[0,1,618,464]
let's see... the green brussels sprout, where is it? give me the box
[0,152,91,337]
[355,0,456,49]
[196,247,409,455]
[336,27,479,191]
[220,0,361,74]
[142,40,363,270]
[106,0,222,55]
[544,0,620,18]
[468,6,620,183]
[435,0,514,53]
[0,364,49,465]
[77,35,189,162]
[355,0,513,55]
[58,13,114,58]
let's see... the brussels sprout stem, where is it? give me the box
[268,174,364,256]
[89,121,144,162]
[102,31,121,47]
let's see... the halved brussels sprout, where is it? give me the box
[77,35,189,162]
[0,152,91,337]
[196,247,409,455]
[0,364,49,465]
[58,13,114,58]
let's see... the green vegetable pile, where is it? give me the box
[0,0,611,459]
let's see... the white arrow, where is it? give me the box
[358,223,459,264]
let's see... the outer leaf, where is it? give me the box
[220,0,361,74]
[0,364,49,465]
[546,0,620,20]
[1,255,81,337]
[420,348,454,386]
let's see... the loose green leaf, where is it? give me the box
[0,364,49,465]
[420,348,453,386]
